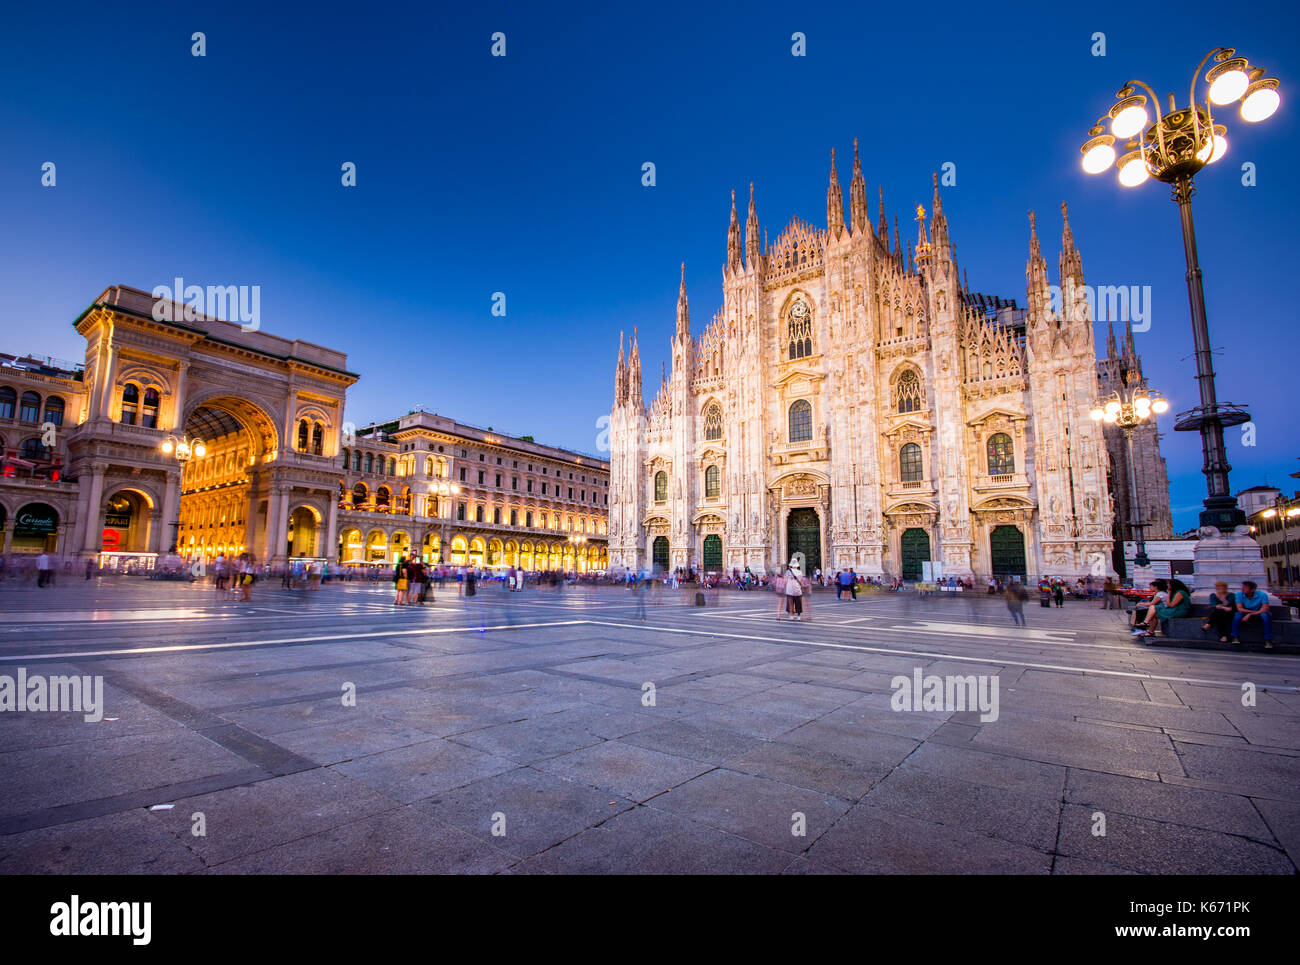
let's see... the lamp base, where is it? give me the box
[1199,496,1246,531]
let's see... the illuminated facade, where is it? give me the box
[609,145,1170,580]
[337,411,609,570]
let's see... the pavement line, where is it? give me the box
[581,620,1300,692]
[0,620,589,661]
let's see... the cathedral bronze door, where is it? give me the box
[900,528,930,581]
[786,508,821,574]
[652,536,669,573]
[989,525,1027,579]
[702,534,722,572]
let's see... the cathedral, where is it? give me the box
[607,141,1171,581]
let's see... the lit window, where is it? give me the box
[900,443,923,482]
[788,400,812,443]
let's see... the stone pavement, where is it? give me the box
[0,577,1296,874]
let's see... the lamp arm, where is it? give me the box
[1189,47,1231,148]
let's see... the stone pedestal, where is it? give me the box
[1191,525,1267,600]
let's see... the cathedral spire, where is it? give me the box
[745,182,761,270]
[615,330,626,405]
[676,262,690,340]
[930,171,949,251]
[826,148,844,239]
[1058,200,1083,286]
[1026,210,1050,321]
[877,185,888,243]
[1105,319,1118,358]
[892,213,902,264]
[849,138,869,231]
[628,326,643,408]
[726,189,741,273]
[1123,316,1136,359]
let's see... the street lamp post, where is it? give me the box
[159,434,206,554]
[1091,388,1170,571]
[431,480,460,564]
[1079,48,1279,530]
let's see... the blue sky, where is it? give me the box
[2,0,1296,528]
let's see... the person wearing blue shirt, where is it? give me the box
[1230,580,1273,650]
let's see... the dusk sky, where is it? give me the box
[2,0,1296,529]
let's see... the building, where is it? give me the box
[608,144,1172,580]
[1245,489,1299,588]
[0,285,609,571]
[1236,484,1282,519]
[336,411,609,571]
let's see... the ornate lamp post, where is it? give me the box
[567,534,587,573]
[1079,48,1279,531]
[160,434,206,554]
[1091,388,1170,569]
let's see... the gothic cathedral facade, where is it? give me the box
[608,142,1170,581]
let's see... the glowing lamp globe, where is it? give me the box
[1241,79,1280,122]
[1081,135,1117,174]
[1110,99,1149,139]
[1151,398,1169,414]
[1118,151,1149,187]
[1089,407,1105,421]
[1208,60,1249,105]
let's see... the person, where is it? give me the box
[1203,581,1236,642]
[238,554,254,601]
[465,568,477,598]
[1005,579,1028,626]
[36,551,52,588]
[393,558,409,605]
[773,569,788,620]
[84,557,94,580]
[1131,579,1170,637]
[309,560,322,590]
[1101,576,1119,610]
[1038,576,1052,608]
[406,559,424,605]
[632,572,646,620]
[1053,580,1065,608]
[214,554,228,597]
[849,569,859,599]
[784,563,804,621]
[1230,580,1273,649]
[835,570,853,600]
[1143,578,1191,637]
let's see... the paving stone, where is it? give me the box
[532,740,714,802]
[330,739,517,803]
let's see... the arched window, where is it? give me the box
[297,420,309,451]
[341,447,350,468]
[703,403,723,441]
[424,456,434,476]
[119,384,139,425]
[0,387,14,419]
[493,507,501,524]
[19,392,40,423]
[476,505,485,523]
[351,482,368,506]
[312,423,324,456]
[510,509,518,526]
[788,400,812,443]
[787,300,813,360]
[900,443,923,482]
[21,437,45,460]
[141,388,160,429]
[375,486,391,508]
[526,511,534,528]
[896,370,923,413]
[987,433,1015,475]
[42,396,64,426]
[352,450,362,471]
[387,457,396,475]
[704,465,720,499]
[365,452,374,474]
[654,471,668,502]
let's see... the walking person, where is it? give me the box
[407,559,424,606]
[393,557,409,605]
[784,562,804,621]
[238,554,254,602]
[1053,580,1065,608]
[1102,576,1119,610]
[1005,579,1028,626]
[1038,576,1052,608]
[36,551,52,588]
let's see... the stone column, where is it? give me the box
[2,516,14,556]
[271,486,292,564]
[158,469,179,555]
[326,493,339,561]
[81,464,107,554]
[262,485,283,562]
